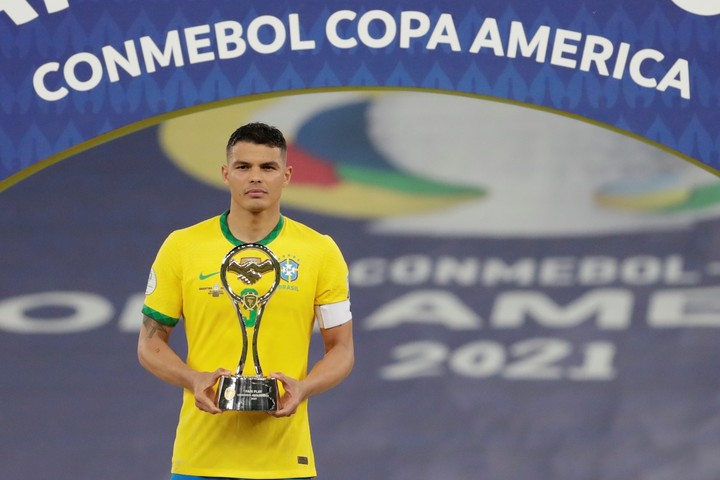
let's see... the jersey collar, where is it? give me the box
[220,210,284,246]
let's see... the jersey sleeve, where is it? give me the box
[316,234,350,305]
[313,235,352,330]
[142,232,183,327]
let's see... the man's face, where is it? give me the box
[222,141,291,214]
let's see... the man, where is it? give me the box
[138,122,354,479]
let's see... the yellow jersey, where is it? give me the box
[143,211,350,478]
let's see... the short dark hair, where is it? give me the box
[226,122,287,156]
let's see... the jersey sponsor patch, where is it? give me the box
[198,271,219,280]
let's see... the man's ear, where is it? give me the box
[221,163,229,185]
[284,165,293,186]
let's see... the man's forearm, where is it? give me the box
[302,321,354,398]
[137,316,197,390]
[304,342,354,397]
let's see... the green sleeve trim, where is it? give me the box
[141,305,179,327]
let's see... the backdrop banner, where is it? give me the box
[4,1,720,480]
[1,0,719,189]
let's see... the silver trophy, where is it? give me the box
[216,243,281,412]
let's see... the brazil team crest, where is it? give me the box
[280,257,299,283]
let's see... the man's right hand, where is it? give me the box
[192,368,232,414]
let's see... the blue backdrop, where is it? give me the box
[3,2,720,480]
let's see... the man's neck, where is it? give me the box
[226,207,281,244]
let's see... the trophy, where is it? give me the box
[216,243,281,412]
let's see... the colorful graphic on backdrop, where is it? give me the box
[161,91,720,235]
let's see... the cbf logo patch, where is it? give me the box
[280,257,299,282]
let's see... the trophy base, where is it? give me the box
[217,375,279,412]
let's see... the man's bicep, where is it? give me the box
[320,319,353,351]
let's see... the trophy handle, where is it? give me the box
[232,301,249,376]
[250,303,268,377]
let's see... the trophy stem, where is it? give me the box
[251,304,267,376]
[234,302,249,376]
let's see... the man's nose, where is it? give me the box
[249,167,263,181]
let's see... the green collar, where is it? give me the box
[220,210,284,246]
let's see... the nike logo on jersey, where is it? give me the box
[199,271,220,280]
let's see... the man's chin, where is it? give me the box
[234,195,277,214]
[244,200,269,214]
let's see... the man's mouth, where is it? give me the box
[245,188,266,198]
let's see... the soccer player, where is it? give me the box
[137,122,354,479]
